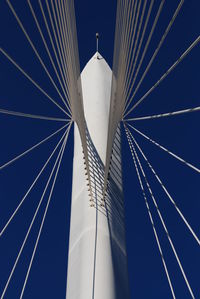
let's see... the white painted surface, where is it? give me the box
[66,53,129,299]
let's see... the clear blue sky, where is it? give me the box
[0,1,199,298]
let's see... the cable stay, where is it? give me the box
[122,0,153,105]
[127,127,200,246]
[61,0,80,88]
[125,106,200,121]
[112,0,133,99]
[6,0,70,114]
[123,0,166,112]
[38,0,70,105]
[44,0,77,97]
[128,135,196,299]
[43,0,67,78]
[53,0,80,104]
[27,0,71,113]
[127,124,200,173]
[0,123,68,170]
[124,126,176,299]
[53,0,71,68]
[43,0,93,207]
[113,0,140,107]
[48,0,72,83]
[37,0,90,189]
[63,0,94,201]
[125,35,200,117]
[0,48,70,118]
[54,0,73,79]
[101,0,135,200]
[123,0,143,87]
[56,0,79,101]
[19,125,71,299]
[0,125,70,237]
[103,0,165,201]
[0,126,70,299]
[124,0,185,114]
[0,108,68,122]
[47,0,71,86]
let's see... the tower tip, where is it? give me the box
[96,33,99,54]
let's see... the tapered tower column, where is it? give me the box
[66,53,129,299]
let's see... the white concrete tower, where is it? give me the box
[66,52,129,299]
